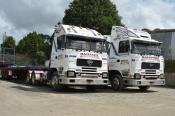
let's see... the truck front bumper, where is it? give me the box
[124,78,165,86]
[59,77,109,86]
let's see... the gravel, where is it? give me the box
[0,79,175,116]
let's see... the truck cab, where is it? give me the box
[49,24,108,90]
[107,26,165,91]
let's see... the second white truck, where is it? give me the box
[106,26,165,91]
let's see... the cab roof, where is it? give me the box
[54,24,104,39]
[129,29,161,43]
[111,26,162,43]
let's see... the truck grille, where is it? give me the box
[145,70,156,74]
[77,59,102,67]
[81,73,99,78]
[141,62,160,69]
[82,67,97,72]
[144,75,158,79]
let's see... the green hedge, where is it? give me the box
[165,60,175,73]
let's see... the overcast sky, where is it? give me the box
[0,0,175,43]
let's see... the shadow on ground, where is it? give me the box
[0,78,158,94]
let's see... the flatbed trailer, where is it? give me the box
[0,47,48,85]
[0,24,109,91]
[0,66,48,82]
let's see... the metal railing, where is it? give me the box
[0,47,16,67]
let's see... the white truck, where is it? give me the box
[0,24,109,91]
[48,24,109,90]
[106,26,165,91]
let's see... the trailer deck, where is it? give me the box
[0,47,48,84]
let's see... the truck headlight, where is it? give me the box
[67,71,76,77]
[134,73,141,79]
[102,72,108,78]
[160,74,164,79]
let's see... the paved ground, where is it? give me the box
[0,79,175,116]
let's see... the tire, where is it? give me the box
[6,75,12,80]
[86,85,96,91]
[138,86,150,92]
[1,75,5,80]
[111,74,123,91]
[25,73,31,84]
[31,72,38,85]
[51,72,61,91]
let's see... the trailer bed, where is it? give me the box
[0,65,49,81]
[1,66,49,71]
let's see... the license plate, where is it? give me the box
[87,80,93,83]
[150,81,154,85]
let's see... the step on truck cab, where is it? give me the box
[49,24,108,90]
[106,26,165,91]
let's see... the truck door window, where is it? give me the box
[119,41,130,53]
[61,36,65,48]
[57,36,65,49]
[57,38,61,49]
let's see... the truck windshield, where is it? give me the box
[66,36,106,52]
[131,40,162,56]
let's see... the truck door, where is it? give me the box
[50,37,58,68]
[117,40,130,77]
[56,35,65,74]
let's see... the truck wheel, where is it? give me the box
[111,74,123,91]
[51,72,60,91]
[138,86,150,92]
[86,85,96,91]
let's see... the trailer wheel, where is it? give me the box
[138,86,150,92]
[6,75,12,80]
[111,74,123,91]
[51,72,61,91]
[25,73,31,84]
[1,75,5,80]
[31,72,38,85]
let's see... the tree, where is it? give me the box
[62,0,123,34]
[39,34,52,59]
[17,32,48,65]
[17,32,45,55]
[35,51,47,65]
[1,36,16,48]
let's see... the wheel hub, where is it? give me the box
[113,78,119,89]
[52,76,58,88]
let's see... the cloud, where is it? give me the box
[114,0,175,29]
[0,0,70,42]
[0,0,175,42]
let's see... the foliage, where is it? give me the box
[15,54,32,66]
[39,34,52,59]
[165,60,175,73]
[35,51,47,65]
[17,32,43,54]
[16,32,50,65]
[63,0,123,34]
[1,36,16,48]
